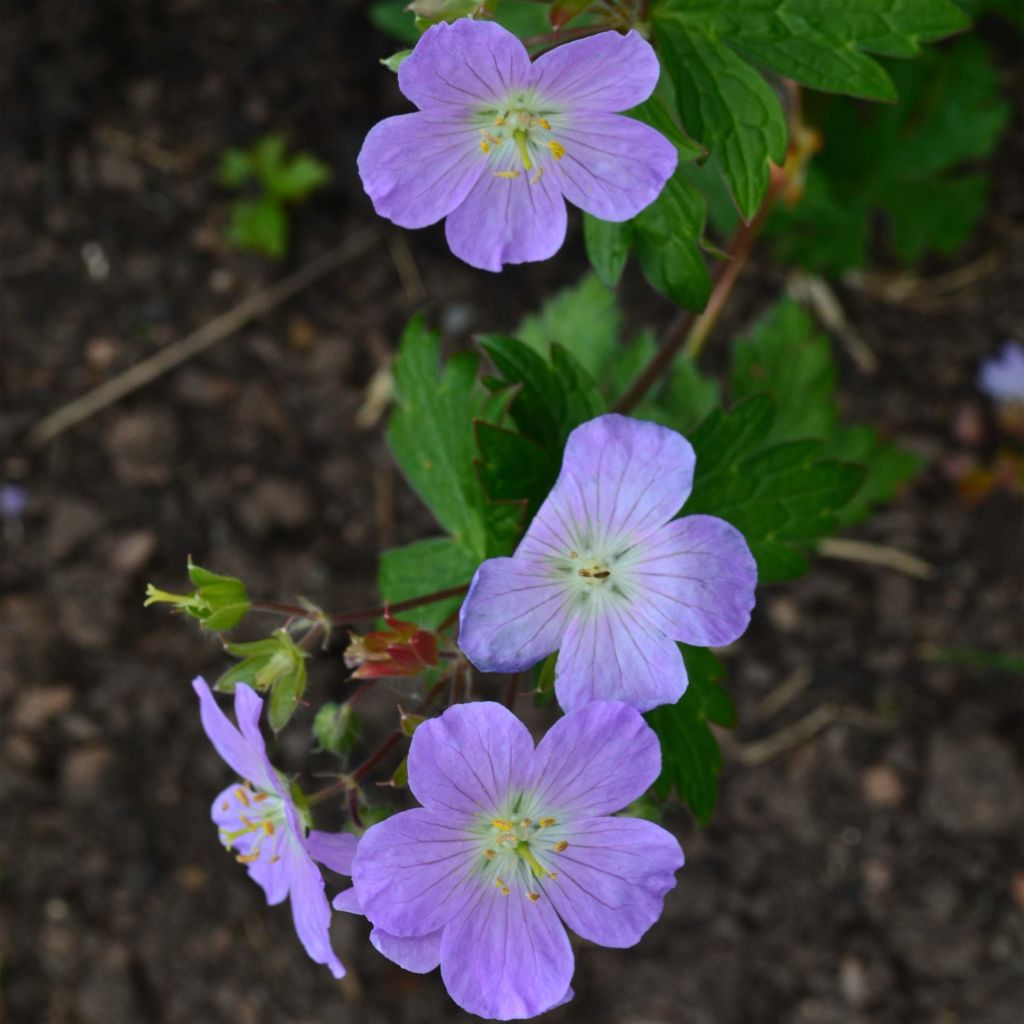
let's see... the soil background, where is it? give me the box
[2,3,1022,1023]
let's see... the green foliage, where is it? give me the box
[219,135,331,259]
[653,0,969,220]
[144,559,251,631]
[378,537,479,629]
[313,702,362,758]
[216,629,309,732]
[770,35,1009,272]
[729,299,921,526]
[646,646,735,824]
[368,0,549,44]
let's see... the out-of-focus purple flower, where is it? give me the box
[194,677,355,978]
[458,414,757,713]
[0,483,27,520]
[358,21,677,271]
[340,701,683,1020]
[978,341,1024,404]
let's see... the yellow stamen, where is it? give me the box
[482,130,500,146]
[501,886,510,895]
[494,170,520,179]
[253,792,268,802]
[539,818,557,828]
[480,140,491,154]
[495,876,506,888]
[527,892,541,902]
[235,851,260,864]
[555,840,569,853]
[262,820,275,836]
[492,819,514,831]
[529,168,544,185]
[536,117,551,130]
[548,140,565,160]
[221,801,230,812]
[494,115,506,126]
[235,787,250,807]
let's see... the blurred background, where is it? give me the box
[2,2,1022,1022]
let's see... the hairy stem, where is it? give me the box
[251,583,469,626]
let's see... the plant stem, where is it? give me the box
[251,583,469,626]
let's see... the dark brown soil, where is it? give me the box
[2,4,1022,1023]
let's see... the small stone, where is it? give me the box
[46,498,103,562]
[61,745,114,798]
[839,956,869,1007]
[861,764,906,807]
[110,529,159,575]
[85,335,121,373]
[12,686,74,731]
[767,596,801,632]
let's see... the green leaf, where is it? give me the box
[475,421,558,519]
[378,536,479,629]
[313,702,361,758]
[686,396,864,581]
[632,165,711,310]
[227,197,288,260]
[268,661,305,732]
[219,147,252,189]
[267,152,331,203]
[654,0,969,219]
[627,92,706,163]
[368,0,421,44]
[515,274,621,381]
[646,645,735,824]
[388,316,519,560]
[770,35,1010,272]
[583,215,631,289]
[662,354,723,436]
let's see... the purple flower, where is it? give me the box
[340,700,683,1020]
[194,677,356,979]
[978,341,1024,404]
[458,414,757,713]
[358,21,677,271]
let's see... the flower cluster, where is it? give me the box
[358,21,677,271]
[193,414,756,1019]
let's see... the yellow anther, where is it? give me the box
[262,820,275,836]
[480,140,491,154]
[235,787,250,807]
[501,886,510,895]
[555,840,569,853]
[548,140,565,160]
[527,892,541,902]
[235,851,260,864]
[253,792,268,803]
[492,818,514,831]
[220,801,230,812]
[494,170,520,179]
[482,130,500,146]
[494,115,506,126]
[495,876,506,888]
[522,818,532,827]
[537,117,551,130]
[240,814,255,829]
[484,849,495,860]
[268,855,281,864]
[549,872,558,879]
[539,818,557,828]
[529,168,544,185]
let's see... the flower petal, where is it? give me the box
[624,515,758,647]
[370,927,444,974]
[399,19,531,110]
[440,880,574,1020]
[458,557,573,673]
[444,153,567,271]
[352,807,480,937]
[530,30,660,112]
[554,599,688,712]
[332,886,362,914]
[542,817,683,948]
[538,414,696,554]
[549,112,677,221]
[304,830,359,876]
[286,842,346,979]
[408,702,534,816]
[528,702,661,816]
[193,678,274,790]
[358,112,488,229]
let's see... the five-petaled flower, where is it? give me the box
[458,414,758,712]
[194,677,356,978]
[337,700,683,1020]
[358,20,677,271]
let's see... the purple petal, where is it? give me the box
[444,154,567,271]
[542,817,683,948]
[358,112,487,229]
[285,842,346,979]
[458,557,573,673]
[352,807,480,937]
[540,414,696,553]
[193,678,274,790]
[625,515,758,647]
[399,20,531,110]
[549,112,677,221]
[554,601,688,712]
[528,702,661,816]
[440,880,574,1020]
[370,927,443,974]
[332,886,362,914]
[530,30,660,112]
[407,702,533,816]
[304,830,359,876]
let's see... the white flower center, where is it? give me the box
[474,93,567,185]
[218,782,288,866]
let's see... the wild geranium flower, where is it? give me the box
[341,700,683,1020]
[194,677,356,978]
[978,341,1024,404]
[358,21,677,271]
[459,414,757,712]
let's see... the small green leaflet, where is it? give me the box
[729,299,921,526]
[653,0,969,220]
[646,646,735,824]
[769,35,1010,272]
[388,316,519,561]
